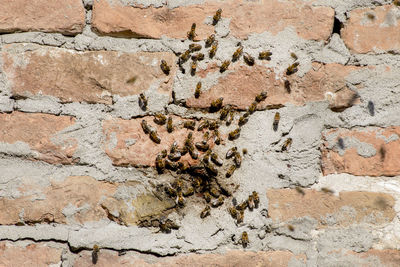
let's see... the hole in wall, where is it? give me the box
[332,17,343,36]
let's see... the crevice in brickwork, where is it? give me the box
[332,16,343,36]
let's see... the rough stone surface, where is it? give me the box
[321,127,400,176]
[0,0,85,35]
[0,241,62,267]
[0,112,78,164]
[185,63,359,111]
[267,189,395,226]
[2,44,176,105]
[74,250,306,267]
[92,0,334,40]
[342,5,400,53]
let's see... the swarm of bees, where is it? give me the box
[131,8,304,249]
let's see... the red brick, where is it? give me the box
[0,241,62,267]
[92,0,334,40]
[2,44,176,105]
[321,127,400,176]
[103,116,215,167]
[0,112,77,165]
[0,0,85,35]
[267,189,395,227]
[0,176,175,226]
[342,5,400,53]
[74,250,306,267]
[186,63,359,110]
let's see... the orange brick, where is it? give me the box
[267,189,395,227]
[0,112,77,165]
[342,5,400,53]
[92,0,333,40]
[0,0,85,35]
[321,127,400,176]
[2,44,176,105]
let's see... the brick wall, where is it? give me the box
[1,0,400,266]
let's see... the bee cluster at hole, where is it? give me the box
[132,8,307,248]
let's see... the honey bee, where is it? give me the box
[226,164,236,178]
[248,101,257,114]
[290,52,298,60]
[210,187,220,198]
[183,187,194,197]
[295,186,305,196]
[228,206,237,219]
[201,149,211,164]
[160,60,170,75]
[205,162,218,176]
[234,152,242,167]
[189,147,199,159]
[211,152,223,166]
[126,76,138,84]
[167,116,173,133]
[92,245,100,264]
[187,23,196,40]
[273,112,280,131]
[255,91,267,102]
[139,93,148,111]
[189,43,202,52]
[184,120,196,130]
[197,120,209,131]
[247,195,255,210]
[321,187,334,194]
[286,62,299,75]
[210,97,224,112]
[241,231,249,248]
[366,12,375,20]
[192,53,205,61]
[281,138,292,152]
[180,50,191,62]
[155,155,165,173]
[258,51,272,60]
[212,196,225,207]
[176,192,185,206]
[149,130,161,144]
[141,119,151,134]
[287,224,295,231]
[209,42,218,58]
[213,130,221,145]
[168,151,181,162]
[220,60,230,73]
[200,205,211,218]
[165,158,179,170]
[220,105,231,120]
[226,147,237,159]
[228,128,241,140]
[160,149,168,158]
[205,34,215,47]
[237,201,248,211]
[193,177,202,190]
[195,141,209,152]
[174,178,183,191]
[213,8,222,25]
[204,191,212,203]
[165,185,177,197]
[208,120,219,130]
[203,131,210,141]
[226,111,234,126]
[252,191,259,208]
[236,209,244,223]
[191,61,197,76]
[238,115,248,126]
[242,148,248,155]
[154,113,167,125]
[284,80,291,93]
[243,53,255,66]
[180,145,188,156]
[232,45,243,62]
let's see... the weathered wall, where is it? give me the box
[1,0,400,266]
